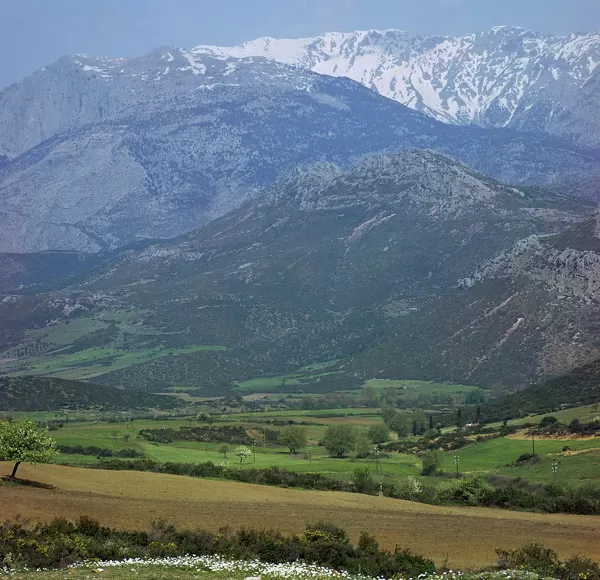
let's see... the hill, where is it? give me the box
[0,251,102,294]
[2,51,600,252]
[472,360,600,423]
[1,150,596,392]
[0,375,179,412]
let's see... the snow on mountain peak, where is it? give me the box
[192,26,600,144]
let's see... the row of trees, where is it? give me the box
[278,424,390,458]
[360,385,488,409]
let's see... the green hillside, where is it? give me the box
[471,359,600,422]
[0,375,179,412]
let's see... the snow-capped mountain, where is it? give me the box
[194,26,600,147]
[2,40,600,253]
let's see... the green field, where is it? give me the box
[45,405,600,486]
[233,371,341,394]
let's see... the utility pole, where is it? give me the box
[552,460,558,478]
[252,439,256,462]
[532,429,536,456]
[374,446,383,475]
[454,455,460,478]
[307,442,312,465]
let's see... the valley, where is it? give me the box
[2,10,600,579]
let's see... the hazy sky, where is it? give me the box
[1,0,600,89]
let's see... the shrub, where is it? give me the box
[497,543,600,580]
[497,543,559,576]
[539,416,559,428]
[351,467,376,494]
[0,517,436,577]
[515,452,539,465]
[435,476,494,506]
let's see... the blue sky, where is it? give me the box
[1,0,600,89]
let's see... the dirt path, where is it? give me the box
[1,463,599,568]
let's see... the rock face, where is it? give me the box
[2,50,600,253]
[1,150,596,391]
[197,26,600,147]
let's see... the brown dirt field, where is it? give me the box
[1,462,599,569]
[552,447,600,457]
[507,429,598,441]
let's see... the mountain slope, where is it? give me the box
[347,212,600,388]
[2,51,600,252]
[0,375,178,411]
[196,26,600,147]
[0,151,593,392]
[468,359,600,422]
[0,251,102,294]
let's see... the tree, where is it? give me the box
[0,420,58,481]
[381,386,398,407]
[381,407,411,437]
[421,450,444,476]
[355,433,373,458]
[279,425,307,454]
[491,382,505,399]
[361,385,379,407]
[466,390,486,405]
[218,443,229,458]
[367,424,390,444]
[322,425,357,457]
[234,445,252,464]
[455,408,464,429]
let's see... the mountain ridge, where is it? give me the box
[1,150,595,392]
[193,26,600,146]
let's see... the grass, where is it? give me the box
[233,371,341,394]
[361,378,483,398]
[501,404,600,427]
[2,462,600,569]
[441,437,600,484]
[5,345,226,380]
[44,407,600,486]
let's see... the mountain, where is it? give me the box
[2,50,600,253]
[347,211,600,387]
[0,251,101,294]
[0,150,594,393]
[197,26,600,147]
[0,375,179,412]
